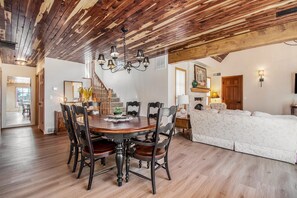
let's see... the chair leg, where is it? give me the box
[151,160,156,194]
[139,160,142,168]
[101,158,106,166]
[87,158,95,190]
[165,155,171,180]
[77,156,85,179]
[147,161,150,169]
[67,144,74,164]
[72,146,79,172]
[125,153,130,182]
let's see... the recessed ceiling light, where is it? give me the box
[15,59,28,66]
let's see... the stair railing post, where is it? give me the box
[108,89,112,115]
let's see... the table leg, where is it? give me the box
[115,141,124,186]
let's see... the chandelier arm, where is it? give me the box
[100,65,111,70]
[111,67,126,73]
[130,62,142,68]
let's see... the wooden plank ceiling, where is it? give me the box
[0,0,297,67]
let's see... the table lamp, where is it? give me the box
[178,95,189,117]
[211,92,220,103]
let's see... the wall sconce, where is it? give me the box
[258,70,264,87]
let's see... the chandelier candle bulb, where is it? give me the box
[136,50,145,61]
[98,54,106,65]
[110,46,119,58]
[107,60,115,69]
[143,57,149,66]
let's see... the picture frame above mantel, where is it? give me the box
[194,64,207,88]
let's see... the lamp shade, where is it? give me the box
[97,54,106,65]
[110,46,119,58]
[211,92,219,98]
[258,70,264,76]
[178,95,189,105]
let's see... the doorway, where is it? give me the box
[222,75,243,110]
[37,69,45,132]
[5,76,32,127]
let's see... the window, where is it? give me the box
[175,68,187,104]
[16,87,31,107]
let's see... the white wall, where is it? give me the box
[96,55,169,116]
[197,43,297,115]
[0,64,36,128]
[44,58,91,133]
[133,55,169,116]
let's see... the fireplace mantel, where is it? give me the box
[191,87,210,93]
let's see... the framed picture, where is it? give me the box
[194,65,207,88]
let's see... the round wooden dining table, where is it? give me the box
[78,115,156,186]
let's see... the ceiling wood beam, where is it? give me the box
[168,21,297,64]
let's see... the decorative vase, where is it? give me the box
[192,80,198,88]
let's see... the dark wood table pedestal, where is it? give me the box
[104,133,141,186]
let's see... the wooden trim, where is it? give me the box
[191,88,210,93]
[35,74,39,126]
[175,67,187,105]
[168,21,297,63]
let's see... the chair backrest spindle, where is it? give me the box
[126,101,141,117]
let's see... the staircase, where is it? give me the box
[92,72,125,115]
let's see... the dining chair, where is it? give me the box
[22,103,31,117]
[126,106,177,194]
[138,102,164,169]
[126,101,141,117]
[71,105,116,190]
[60,104,80,173]
[82,101,101,115]
[147,102,164,119]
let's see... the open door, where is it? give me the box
[37,69,45,132]
[222,75,243,110]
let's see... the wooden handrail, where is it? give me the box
[92,72,112,115]
[93,72,108,91]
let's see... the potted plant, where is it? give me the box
[114,107,123,116]
[78,87,93,102]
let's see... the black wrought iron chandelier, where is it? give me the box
[97,27,150,73]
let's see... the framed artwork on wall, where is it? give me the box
[194,65,207,88]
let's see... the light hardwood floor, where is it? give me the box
[0,126,296,198]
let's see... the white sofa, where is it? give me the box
[190,109,297,164]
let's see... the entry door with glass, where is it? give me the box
[6,76,32,127]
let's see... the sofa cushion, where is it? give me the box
[219,109,252,116]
